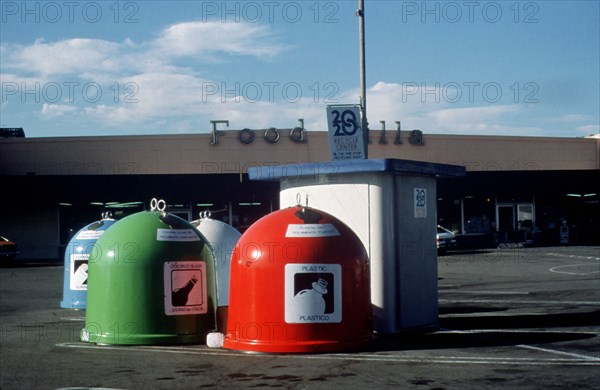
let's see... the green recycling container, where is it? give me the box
[81,206,217,345]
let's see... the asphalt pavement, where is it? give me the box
[1,246,599,389]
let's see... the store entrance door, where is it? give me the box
[496,203,535,244]
[517,204,534,244]
[497,204,515,243]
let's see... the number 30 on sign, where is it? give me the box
[326,105,366,161]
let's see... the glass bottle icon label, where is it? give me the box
[164,261,207,315]
[172,274,199,306]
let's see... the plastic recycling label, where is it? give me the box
[284,263,342,323]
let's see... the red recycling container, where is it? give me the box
[223,205,375,353]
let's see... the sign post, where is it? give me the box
[326,104,367,161]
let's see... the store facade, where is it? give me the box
[1,129,598,259]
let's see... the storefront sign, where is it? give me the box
[208,119,423,148]
[210,119,306,145]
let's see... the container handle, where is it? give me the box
[150,198,167,212]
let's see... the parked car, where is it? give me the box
[437,226,457,255]
[0,235,19,260]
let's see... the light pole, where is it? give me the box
[357,0,369,158]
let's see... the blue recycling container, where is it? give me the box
[60,215,116,309]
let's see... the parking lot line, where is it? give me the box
[60,317,86,321]
[546,252,600,261]
[549,264,600,276]
[439,298,600,306]
[439,290,531,295]
[56,342,600,366]
[439,329,600,336]
[516,344,600,361]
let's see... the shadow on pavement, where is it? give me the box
[0,258,61,268]
[439,306,509,315]
[440,309,600,330]
[372,330,597,352]
[370,309,600,352]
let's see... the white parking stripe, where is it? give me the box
[439,298,600,306]
[56,343,600,366]
[546,253,600,261]
[549,264,600,276]
[516,344,600,361]
[439,290,530,295]
[438,329,600,336]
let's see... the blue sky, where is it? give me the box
[1,0,598,138]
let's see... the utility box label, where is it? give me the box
[285,263,342,323]
[414,188,427,218]
[69,253,89,290]
[164,261,207,316]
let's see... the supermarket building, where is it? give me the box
[1,127,598,260]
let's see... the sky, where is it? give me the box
[1,0,599,138]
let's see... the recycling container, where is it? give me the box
[249,158,465,334]
[223,205,375,353]
[191,212,241,331]
[81,201,217,345]
[60,214,116,309]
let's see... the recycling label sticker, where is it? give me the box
[285,224,340,238]
[164,261,207,316]
[157,229,201,242]
[284,263,342,323]
[69,253,89,291]
[75,230,105,240]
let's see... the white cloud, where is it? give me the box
[152,21,285,59]
[1,20,592,138]
[428,105,521,124]
[555,114,591,123]
[328,82,550,136]
[576,124,600,135]
[41,103,78,117]
[426,106,547,135]
[8,38,122,77]
[2,20,284,80]
[6,27,549,137]
[81,72,208,125]
[1,20,294,134]
[82,71,327,132]
[334,82,509,133]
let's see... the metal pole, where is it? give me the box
[357,0,368,158]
